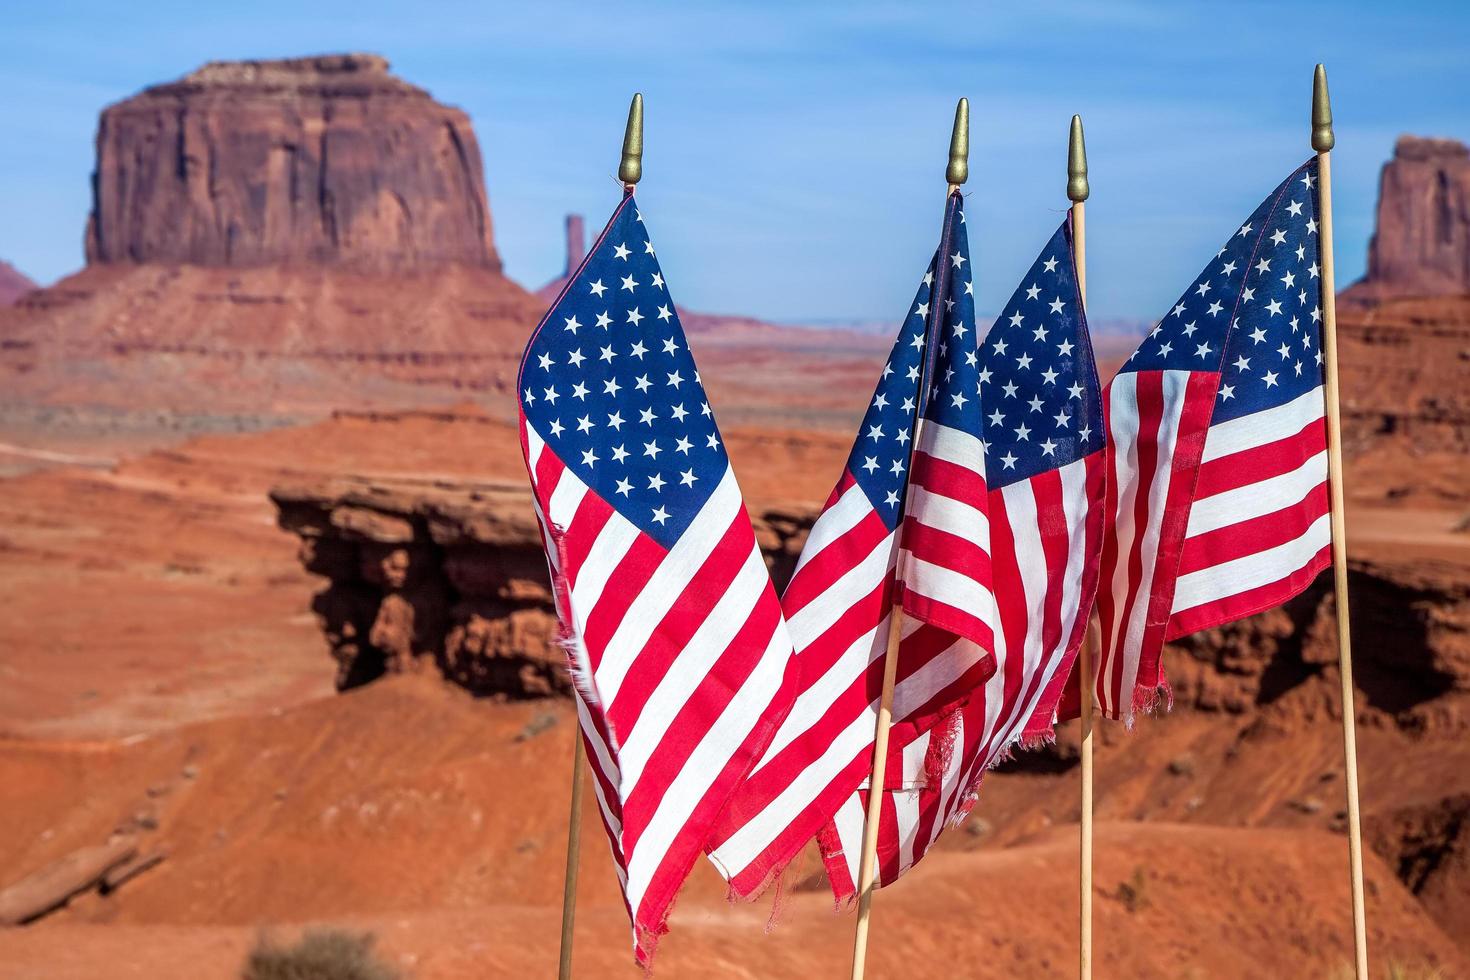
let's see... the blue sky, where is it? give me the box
[2,1,1467,323]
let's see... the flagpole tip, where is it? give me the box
[947,97,969,189]
[1312,64,1335,153]
[1068,114,1089,203]
[620,93,644,187]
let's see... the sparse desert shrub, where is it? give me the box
[1115,865,1150,912]
[242,929,401,980]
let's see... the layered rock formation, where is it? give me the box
[1350,136,1470,300]
[271,475,817,697]
[1,54,543,421]
[86,54,499,272]
[0,261,35,305]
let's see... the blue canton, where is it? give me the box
[519,197,727,549]
[977,218,1104,489]
[1123,159,1325,424]
[846,194,976,529]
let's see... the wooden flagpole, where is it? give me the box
[558,736,586,980]
[849,97,970,980]
[1312,64,1370,980]
[1067,114,1094,980]
[556,92,645,980]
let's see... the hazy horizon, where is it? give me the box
[3,1,1467,326]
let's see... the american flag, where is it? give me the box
[821,217,1107,897]
[1091,160,1330,723]
[708,193,996,897]
[517,194,797,964]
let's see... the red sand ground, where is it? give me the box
[1,408,1467,977]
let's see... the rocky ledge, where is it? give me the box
[271,477,816,697]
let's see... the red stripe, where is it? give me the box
[1129,371,1220,702]
[621,589,784,852]
[1168,544,1330,638]
[1092,383,1126,717]
[558,489,614,589]
[1111,371,1166,713]
[901,517,991,584]
[579,533,665,654]
[1193,416,1325,499]
[986,489,1028,738]
[781,502,890,616]
[877,791,902,883]
[1023,451,1106,738]
[1176,483,1329,576]
[606,512,752,737]
[910,449,988,503]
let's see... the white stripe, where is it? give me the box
[525,422,547,472]
[570,516,642,625]
[917,419,986,473]
[1111,371,1189,717]
[786,528,896,646]
[789,483,874,580]
[901,556,995,621]
[573,693,629,888]
[1200,384,1325,463]
[616,543,774,794]
[931,713,970,839]
[906,483,990,543]
[891,636,985,723]
[709,700,884,874]
[987,482,1049,753]
[756,619,885,769]
[547,464,589,531]
[1055,457,1092,710]
[898,730,932,789]
[893,787,922,873]
[1172,512,1331,613]
[1100,374,1142,717]
[832,795,866,892]
[624,620,791,916]
[594,468,742,704]
[1185,450,1326,538]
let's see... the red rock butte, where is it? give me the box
[86,53,500,273]
[1348,135,1470,300]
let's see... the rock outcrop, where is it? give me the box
[0,55,545,420]
[86,54,500,272]
[271,475,817,697]
[1350,136,1470,300]
[0,261,35,305]
[534,214,586,302]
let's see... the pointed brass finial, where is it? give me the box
[1067,114,1089,203]
[946,98,970,188]
[620,93,644,186]
[1312,64,1334,153]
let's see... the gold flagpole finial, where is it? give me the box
[1068,114,1089,203]
[947,98,970,189]
[1312,64,1335,153]
[620,92,644,187]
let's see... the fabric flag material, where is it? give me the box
[708,193,996,897]
[822,216,1107,898]
[517,193,796,963]
[1090,159,1330,724]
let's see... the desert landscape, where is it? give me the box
[1,51,1468,979]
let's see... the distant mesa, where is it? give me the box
[1347,135,1470,302]
[0,261,36,305]
[0,54,546,419]
[87,53,501,273]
